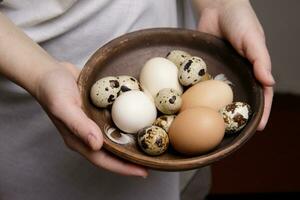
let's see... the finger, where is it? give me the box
[52,103,103,151]
[257,86,273,131]
[243,33,275,87]
[90,150,149,178]
[60,126,148,177]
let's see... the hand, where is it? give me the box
[196,0,275,130]
[35,62,148,177]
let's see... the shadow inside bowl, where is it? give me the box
[78,28,264,171]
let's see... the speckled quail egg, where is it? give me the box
[154,88,182,114]
[219,102,252,134]
[153,115,176,132]
[178,56,207,86]
[90,76,120,108]
[137,125,169,156]
[166,50,191,68]
[116,75,141,95]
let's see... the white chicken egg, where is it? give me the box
[111,90,157,134]
[139,57,183,97]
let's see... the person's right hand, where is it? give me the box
[35,62,148,178]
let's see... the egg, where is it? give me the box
[139,57,183,97]
[153,115,176,132]
[178,56,207,86]
[137,125,169,156]
[90,76,120,108]
[140,85,155,102]
[219,102,251,134]
[169,107,225,155]
[166,50,191,68]
[181,80,233,111]
[111,91,157,134]
[116,75,141,95]
[154,88,182,114]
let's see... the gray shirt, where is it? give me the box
[0,1,206,199]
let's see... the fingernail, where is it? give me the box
[88,133,97,149]
[141,173,148,179]
[136,169,148,178]
[269,74,275,84]
[267,71,275,85]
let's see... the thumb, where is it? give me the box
[52,102,103,151]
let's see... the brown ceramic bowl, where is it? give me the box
[78,28,264,171]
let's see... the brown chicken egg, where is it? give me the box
[169,107,225,155]
[181,80,233,111]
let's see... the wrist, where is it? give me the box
[32,61,62,101]
[0,13,61,98]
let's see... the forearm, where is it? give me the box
[0,12,59,95]
[193,0,249,12]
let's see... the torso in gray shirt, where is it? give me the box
[0,1,204,199]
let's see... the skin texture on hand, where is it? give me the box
[36,62,148,177]
[0,13,147,178]
[194,0,275,130]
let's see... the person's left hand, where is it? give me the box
[195,0,275,130]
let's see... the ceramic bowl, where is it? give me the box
[77,28,264,171]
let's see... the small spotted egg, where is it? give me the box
[153,115,176,132]
[116,75,141,96]
[219,102,252,134]
[90,76,120,108]
[178,56,207,86]
[137,125,169,156]
[154,88,182,114]
[166,50,191,68]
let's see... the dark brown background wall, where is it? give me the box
[251,0,300,94]
[209,0,300,196]
[211,94,300,194]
